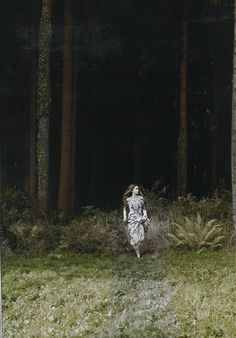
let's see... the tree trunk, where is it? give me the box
[36,0,52,208]
[231,1,236,229]
[177,4,188,196]
[58,0,74,210]
[29,70,37,200]
[71,32,78,209]
[28,7,39,200]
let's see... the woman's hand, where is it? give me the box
[142,209,148,220]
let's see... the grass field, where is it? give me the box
[2,249,236,337]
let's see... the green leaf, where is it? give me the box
[211,236,225,245]
[167,233,181,243]
[203,226,223,243]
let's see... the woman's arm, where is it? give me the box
[142,198,148,219]
[143,208,147,219]
[123,207,127,222]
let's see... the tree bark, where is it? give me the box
[28,8,39,200]
[36,0,52,208]
[71,30,78,209]
[58,0,74,210]
[231,0,236,229]
[177,4,188,196]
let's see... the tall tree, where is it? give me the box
[232,0,236,229]
[58,0,75,210]
[29,55,37,200]
[177,2,188,196]
[71,28,78,209]
[28,3,40,200]
[37,0,52,208]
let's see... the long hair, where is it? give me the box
[123,184,145,207]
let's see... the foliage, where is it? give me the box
[8,221,61,254]
[0,185,234,254]
[0,189,73,253]
[59,207,128,253]
[171,185,232,222]
[168,214,225,251]
[210,0,221,5]
[0,189,74,225]
[0,189,29,224]
[141,214,171,253]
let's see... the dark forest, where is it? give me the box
[0,0,234,209]
[2,2,236,337]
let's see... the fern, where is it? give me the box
[211,236,225,246]
[203,226,223,243]
[168,214,225,251]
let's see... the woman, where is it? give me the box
[123,184,149,258]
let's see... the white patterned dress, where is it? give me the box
[126,196,146,246]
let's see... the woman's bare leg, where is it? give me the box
[134,244,140,258]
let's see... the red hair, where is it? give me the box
[123,184,146,207]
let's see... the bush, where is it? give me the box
[141,214,170,253]
[168,214,225,252]
[8,221,62,254]
[170,186,232,223]
[59,207,128,253]
[0,189,30,226]
[0,189,75,253]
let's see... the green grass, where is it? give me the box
[168,250,236,337]
[2,250,236,337]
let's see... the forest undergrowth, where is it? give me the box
[0,183,235,254]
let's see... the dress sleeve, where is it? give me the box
[140,196,146,209]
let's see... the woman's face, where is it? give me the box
[133,186,139,195]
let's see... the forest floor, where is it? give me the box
[2,249,236,337]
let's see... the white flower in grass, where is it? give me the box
[48,315,54,322]
[47,327,53,333]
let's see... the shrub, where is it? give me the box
[168,214,225,252]
[59,207,128,253]
[141,214,170,253]
[59,218,107,253]
[171,186,232,223]
[8,221,62,254]
[0,189,74,253]
[0,189,30,227]
[227,231,236,248]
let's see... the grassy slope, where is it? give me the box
[2,250,236,337]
